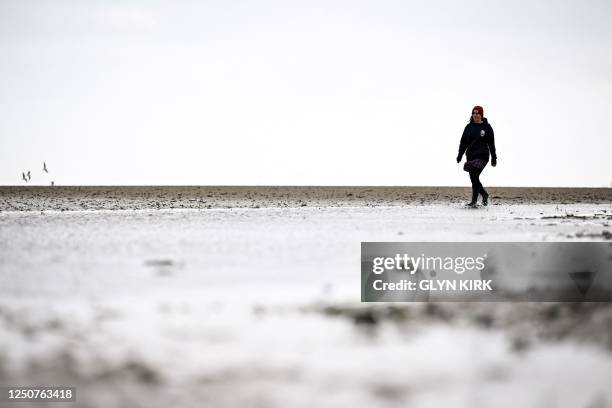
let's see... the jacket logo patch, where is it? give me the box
[480,130,485,137]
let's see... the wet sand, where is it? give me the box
[1,188,612,407]
[1,186,611,211]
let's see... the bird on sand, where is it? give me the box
[43,162,48,173]
[22,172,28,182]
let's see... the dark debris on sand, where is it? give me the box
[303,301,612,352]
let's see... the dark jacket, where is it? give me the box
[457,117,497,163]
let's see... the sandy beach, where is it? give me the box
[1,186,611,212]
[1,187,612,408]
[3,0,611,405]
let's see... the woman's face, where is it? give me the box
[472,111,482,122]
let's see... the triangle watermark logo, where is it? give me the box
[568,271,596,297]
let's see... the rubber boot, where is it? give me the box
[480,188,489,206]
[466,186,479,207]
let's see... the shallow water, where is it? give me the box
[1,204,612,407]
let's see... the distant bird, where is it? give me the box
[22,172,28,182]
[43,162,48,173]
[50,181,54,186]
[27,170,31,181]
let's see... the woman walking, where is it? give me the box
[456,105,497,207]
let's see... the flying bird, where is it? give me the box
[22,172,28,182]
[27,171,31,181]
[43,162,48,173]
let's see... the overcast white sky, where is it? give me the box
[1,0,611,186]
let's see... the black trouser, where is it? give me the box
[469,169,487,203]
